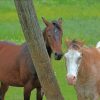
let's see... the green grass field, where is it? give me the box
[0,0,100,100]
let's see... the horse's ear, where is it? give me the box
[58,17,62,25]
[78,40,84,47]
[42,17,50,26]
[65,38,71,47]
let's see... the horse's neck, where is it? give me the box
[46,45,52,57]
[78,63,90,84]
[43,29,52,58]
[78,49,96,83]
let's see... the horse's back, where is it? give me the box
[0,41,18,46]
[0,41,23,85]
[0,41,21,52]
[0,41,37,86]
[0,41,21,64]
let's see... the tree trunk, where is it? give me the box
[14,0,64,100]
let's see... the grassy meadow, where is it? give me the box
[0,0,100,100]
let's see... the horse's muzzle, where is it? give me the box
[66,75,76,85]
[54,52,63,60]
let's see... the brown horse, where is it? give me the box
[0,17,63,100]
[64,40,100,100]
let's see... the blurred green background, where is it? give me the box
[0,0,100,100]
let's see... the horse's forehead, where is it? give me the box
[49,24,62,37]
[69,44,81,50]
[52,21,61,29]
[45,21,62,40]
[67,49,81,58]
[54,27,61,37]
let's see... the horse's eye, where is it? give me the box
[78,56,82,60]
[77,56,82,62]
[76,56,82,64]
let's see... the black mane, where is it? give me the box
[52,20,61,30]
[71,40,81,49]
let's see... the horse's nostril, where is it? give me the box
[55,52,58,56]
[72,76,76,80]
[55,52,63,56]
[54,52,63,60]
[58,53,63,58]
[67,75,76,85]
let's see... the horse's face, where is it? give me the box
[64,40,84,85]
[42,17,63,60]
[64,49,82,85]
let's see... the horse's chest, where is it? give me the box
[75,81,97,99]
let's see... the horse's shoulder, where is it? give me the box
[83,47,100,60]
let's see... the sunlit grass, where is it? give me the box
[35,4,100,20]
[1,1,100,22]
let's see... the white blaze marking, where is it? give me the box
[64,49,81,77]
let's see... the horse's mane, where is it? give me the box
[71,40,80,44]
[0,41,17,46]
[52,20,61,30]
[42,20,61,35]
[70,40,82,49]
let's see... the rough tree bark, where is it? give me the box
[14,0,64,100]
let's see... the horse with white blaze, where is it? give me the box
[64,40,100,100]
